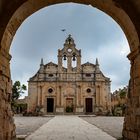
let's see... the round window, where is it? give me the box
[48,88,53,93]
[87,88,91,93]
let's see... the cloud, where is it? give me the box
[10,3,130,94]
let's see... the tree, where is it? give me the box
[11,81,27,111]
[12,81,27,101]
[119,90,127,99]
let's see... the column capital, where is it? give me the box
[37,82,45,87]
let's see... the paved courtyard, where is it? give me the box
[14,116,124,140]
[26,116,116,140]
[14,115,53,136]
[81,116,124,139]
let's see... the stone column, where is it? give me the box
[100,84,104,106]
[58,56,62,73]
[37,85,40,106]
[59,86,61,106]
[56,86,64,114]
[61,87,64,106]
[81,87,84,106]
[40,86,42,106]
[77,56,81,72]
[76,87,79,106]
[123,49,140,140]
[67,56,72,72]
[56,85,60,106]
[96,85,100,106]
[41,86,44,106]
[37,84,43,106]
[78,86,81,106]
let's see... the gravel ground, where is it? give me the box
[14,116,53,136]
[80,116,124,139]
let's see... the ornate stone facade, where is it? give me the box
[27,35,111,114]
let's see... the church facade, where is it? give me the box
[27,35,111,114]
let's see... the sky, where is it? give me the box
[10,3,130,97]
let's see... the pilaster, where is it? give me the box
[67,56,72,72]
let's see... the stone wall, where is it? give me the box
[111,86,128,107]
[122,50,140,140]
[0,49,15,140]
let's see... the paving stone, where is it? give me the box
[26,116,116,140]
[81,116,124,139]
[14,116,53,136]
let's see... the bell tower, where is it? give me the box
[58,34,81,73]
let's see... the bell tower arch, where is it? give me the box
[58,35,81,73]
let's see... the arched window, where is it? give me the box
[62,54,67,68]
[72,54,77,68]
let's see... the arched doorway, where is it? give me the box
[0,1,139,140]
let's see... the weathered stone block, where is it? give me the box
[56,107,64,113]
[76,107,84,113]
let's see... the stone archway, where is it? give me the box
[0,0,140,140]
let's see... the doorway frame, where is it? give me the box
[85,97,93,113]
[46,97,55,114]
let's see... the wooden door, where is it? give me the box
[47,98,54,112]
[86,98,93,113]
